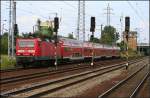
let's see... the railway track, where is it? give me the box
[130,71,149,98]
[0,59,123,82]
[0,58,122,78]
[98,63,149,98]
[0,57,142,73]
[0,57,120,73]
[133,74,150,98]
[0,58,142,85]
[0,58,146,97]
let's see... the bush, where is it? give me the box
[0,55,16,70]
[120,48,142,59]
[1,33,8,54]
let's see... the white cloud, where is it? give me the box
[17,15,39,34]
[17,15,38,25]
[139,21,149,29]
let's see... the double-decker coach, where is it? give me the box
[16,37,120,67]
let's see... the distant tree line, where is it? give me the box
[1,33,8,54]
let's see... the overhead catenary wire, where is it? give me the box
[62,1,102,23]
[3,3,75,28]
[126,0,145,24]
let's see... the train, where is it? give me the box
[16,37,120,67]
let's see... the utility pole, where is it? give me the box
[77,0,80,40]
[33,26,34,33]
[120,13,123,41]
[77,0,85,41]
[104,3,113,26]
[100,24,103,38]
[8,0,12,57]
[2,24,5,35]
[13,1,16,24]
[83,0,85,42]
[11,0,16,58]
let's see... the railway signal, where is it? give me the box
[125,16,130,42]
[125,16,130,69]
[90,17,96,66]
[54,17,59,32]
[14,24,18,36]
[54,17,59,70]
[90,17,95,32]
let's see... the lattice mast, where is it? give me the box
[104,3,113,26]
[8,0,16,58]
[77,0,85,41]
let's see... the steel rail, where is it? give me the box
[1,62,126,97]
[0,59,128,84]
[130,71,149,98]
[1,58,143,85]
[1,58,122,80]
[98,64,148,98]
[0,57,122,73]
[1,59,146,98]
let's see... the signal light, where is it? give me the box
[91,35,94,39]
[90,17,95,32]
[14,24,18,36]
[125,16,130,32]
[54,17,59,32]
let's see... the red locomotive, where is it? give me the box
[16,37,120,67]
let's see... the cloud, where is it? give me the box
[17,15,39,33]
[17,15,39,25]
[139,21,149,29]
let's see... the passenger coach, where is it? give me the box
[16,37,120,67]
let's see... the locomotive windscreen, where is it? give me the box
[18,40,34,47]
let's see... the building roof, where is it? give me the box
[137,43,150,46]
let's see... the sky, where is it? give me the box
[1,0,149,43]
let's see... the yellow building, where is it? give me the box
[40,20,54,28]
[123,31,137,51]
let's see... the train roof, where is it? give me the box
[17,37,120,50]
[59,37,120,50]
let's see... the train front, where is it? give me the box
[16,38,40,66]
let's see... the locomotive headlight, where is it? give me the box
[28,50,35,53]
[18,50,24,52]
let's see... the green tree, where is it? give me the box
[1,32,8,54]
[68,33,74,39]
[100,25,119,45]
[117,41,127,51]
[90,36,100,43]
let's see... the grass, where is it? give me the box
[0,55,16,70]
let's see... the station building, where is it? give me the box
[123,31,149,56]
[137,43,150,56]
[123,31,137,51]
